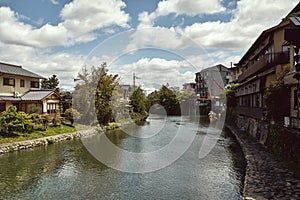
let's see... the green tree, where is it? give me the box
[95,63,119,126]
[64,108,81,126]
[41,74,60,92]
[129,87,148,121]
[159,85,180,115]
[147,85,180,115]
[130,87,147,113]
[224,83,239,125]
[0,106,33,135]
[73,63,119,126]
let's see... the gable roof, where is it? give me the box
[0,62,44,79]
[21,90,61,101]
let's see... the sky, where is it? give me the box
[0,0,299,92]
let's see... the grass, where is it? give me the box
[0,124,90,145]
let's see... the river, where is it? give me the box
[0,116,245,200]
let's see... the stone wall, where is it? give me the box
[236,114,300,173]
[0,129,97,155]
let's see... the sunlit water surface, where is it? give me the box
[0,116,245,200]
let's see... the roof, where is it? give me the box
[0,62,44,79]
[0,96,21,101]
[201,64,229,73]
[21,90,58,101]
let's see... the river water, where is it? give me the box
[0,116,245,200]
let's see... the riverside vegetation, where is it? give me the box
[0,62,195,146]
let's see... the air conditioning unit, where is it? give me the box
[14,91,20,97]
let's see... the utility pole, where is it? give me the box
[133,73,140,88]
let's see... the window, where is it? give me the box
[294,90,298,110]
[20,79,25,87]
[0,103,5,112]
[30,81,39,88]
[3,78,15,86]
[47,103,58,114]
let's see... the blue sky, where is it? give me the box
[0,0,299,91]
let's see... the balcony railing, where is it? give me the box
[238,52,289,82]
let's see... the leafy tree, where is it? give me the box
[129,87,148,121]
[177,91,196,115]
[41,74,60,92]
[225,83,239,108]
[95,63,119,126]
[147,85,180,115]
[64,108,81,126]
[130,87,147,113]
[159,85,180,115]
[224,83,239,125]
[73,63,119,126]
[0,106,33,135]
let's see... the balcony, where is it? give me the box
[238,52,289,82]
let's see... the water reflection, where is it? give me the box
[0,116,245,199]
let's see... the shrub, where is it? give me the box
[0,106,34,135]
[64,108,81,125]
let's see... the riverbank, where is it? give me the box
[0,129,97,155]
[225,125,300,200]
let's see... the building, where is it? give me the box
[120,84,131,100]
[284,14,300,128]
[234,3,300,135]
[0,62,62,114]
[195,64,230,114]
[182,83,196,92]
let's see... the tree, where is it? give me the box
[0,106,33,135]
[129,87,148,121]
[147,85,180,115]
[224,83,239,124]
[130,87,147,113]
[73,63,119,126]
[95,63,119,126]
[159,85,180,115]
[64,108,81,126]
[41,74,60,92]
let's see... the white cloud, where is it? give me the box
[60,0,130,36]
[0,0,130,48]
[110,57,198,92]
[0,42,85,90]
[155,0,226,17]
[178,0,300,50]
[51,0,59,5]
[133,0,299,52]
[126,27,191,51]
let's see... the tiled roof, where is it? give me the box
[0,62,44,79]
[0,96,21,101]
[21,90,55,101]
[0,90,61,102]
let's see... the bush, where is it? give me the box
[64,108,81,125]
[0,106,34,135]
[52,112,62,126]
